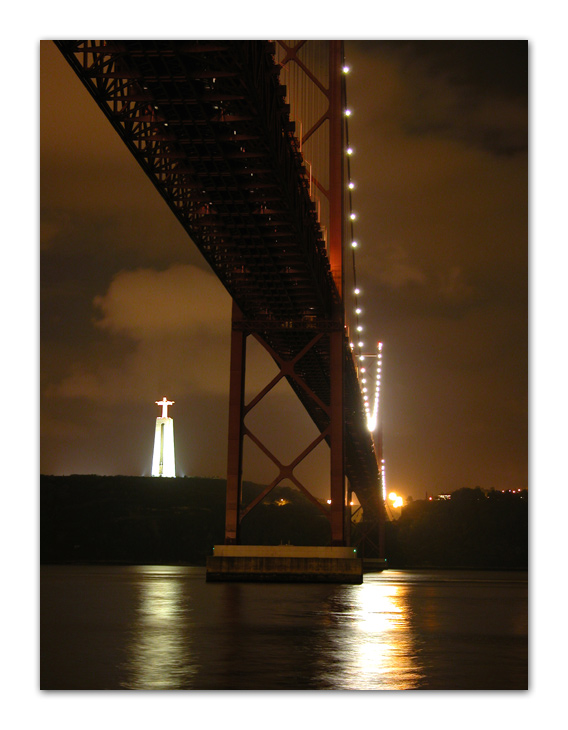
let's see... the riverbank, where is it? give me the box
[41,475,528,569]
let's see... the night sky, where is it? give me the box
[40,40,528,501]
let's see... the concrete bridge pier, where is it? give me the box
[206,545,362,583]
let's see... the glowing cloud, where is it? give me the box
[94,264,230,338]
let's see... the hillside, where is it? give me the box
[41,477,528,568]
[40,474,331,565]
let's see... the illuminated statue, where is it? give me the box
[152,397,176,477]
[156,396,174,419]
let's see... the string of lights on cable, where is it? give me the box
[342,58,387,500]
[342,59,386,456]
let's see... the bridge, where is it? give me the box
[55,40,386,559]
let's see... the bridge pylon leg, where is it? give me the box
[329,322,346,546]
[328,40,347,546]
[225,302,246,544]
[223,300,353,547]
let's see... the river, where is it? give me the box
[40,565,527,690]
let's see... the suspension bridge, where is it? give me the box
[55,40,386,574]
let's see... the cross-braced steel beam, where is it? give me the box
[224,303,348,544]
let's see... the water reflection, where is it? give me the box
[41,566,526,690]
[324,577,425,689]
[121,566,196,689]
[121,569,425,690]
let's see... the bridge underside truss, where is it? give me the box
[55,40,385,536]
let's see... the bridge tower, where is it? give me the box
[54,39,383,578]
[224,41,349,547]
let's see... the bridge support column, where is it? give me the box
[329,322,346,545]
[328,40,347,546]
[225,302,246,544]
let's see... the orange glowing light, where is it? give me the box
[388,492,404,509]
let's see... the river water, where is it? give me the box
[40,565,527,690]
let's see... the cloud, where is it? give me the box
[48,330,231,405]
[48,265,233,403]
[351,41,527,156]
[346,45,526,328]
[375,243,428,289]
[46,264,289,406]
[437,265,474,303]
[93,264,231,338]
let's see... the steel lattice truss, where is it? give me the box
[55,40,383,520]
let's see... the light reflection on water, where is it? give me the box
[40,565,527,690]
[120,567,425,689]
[121,567,197,689]
[334,582,425,689]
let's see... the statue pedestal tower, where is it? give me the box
[152,397,176,477]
